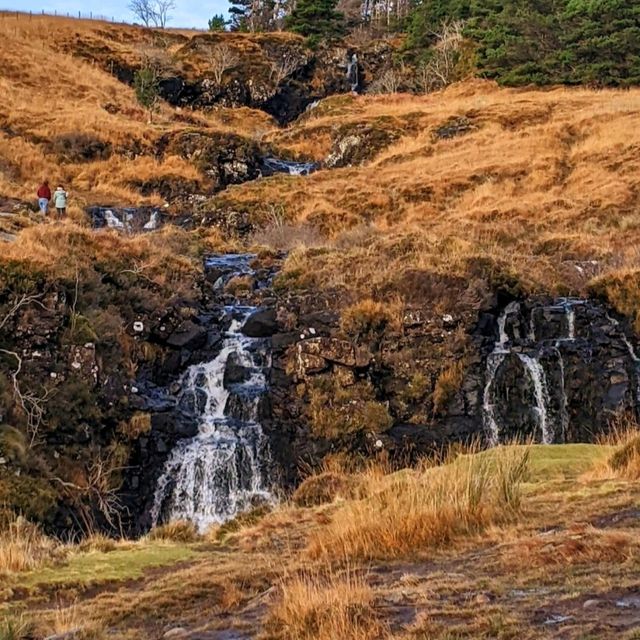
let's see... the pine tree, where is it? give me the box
[229,0,252,31]
[285,0,345,40]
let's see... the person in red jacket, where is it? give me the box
[37,180,52,215]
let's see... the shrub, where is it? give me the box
[292,472,363,508]
[307,377,393,440]
[432,360,466,415]
[308,445,530,561]
[340,299,399,341]
[148,520,200,543]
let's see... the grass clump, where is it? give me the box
[0,517,64,575]
[292,472,364,508]
[607,434,640,479]
[0,612,33,640]
[268,568,387,640]
[340,299,400,341]
[308,445,530,561]
[148,520,201,543]
[432,360,466,415]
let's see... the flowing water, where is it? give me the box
[346,53,359,92]
[151,256,274,532]
[483,300,581,445]
[261,157,318,176]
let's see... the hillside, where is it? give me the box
[2,13,640,640]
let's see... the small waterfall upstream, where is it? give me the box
[261,157,318,176]
[483,300,583,445]
[346,53,359,92]
[151,256,274,532]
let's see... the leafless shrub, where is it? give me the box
[367,67,403,94]
[129,0,175,28]
[268,56,300,86]
[204,43,240,86]
[417,20,466,93]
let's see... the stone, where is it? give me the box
[583,599,603,609]
[163,629,189,639]
[167,321,207,349]
[242,308,278,337]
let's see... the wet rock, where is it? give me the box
[167,321,208,350]
[242,308,278,337]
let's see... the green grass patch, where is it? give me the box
[18,542,196,590]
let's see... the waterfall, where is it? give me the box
[483,301,562,445]
[516,353,554,444]
[346,53,359,92]
[151,302,274,533]
[262,157,318,176]
[482,301,519,444]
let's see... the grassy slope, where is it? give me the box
[0,14,275,211]
[218,82,640,326]
[3,444,640,639]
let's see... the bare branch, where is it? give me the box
[203,43,240,86]
[0,293,46,332]
[0,349,52,448]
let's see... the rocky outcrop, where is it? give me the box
[161,131,263,192]
[325,122,403,168]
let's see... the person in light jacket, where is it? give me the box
[53,185,67,218]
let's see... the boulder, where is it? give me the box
[242,308,278,337]
[166,321,207,349]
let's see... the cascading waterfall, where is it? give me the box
[261,157,318,176]
[346,53,359,92]
[516,353,553,443]
[151,258,274,532]
[483,300,581,445]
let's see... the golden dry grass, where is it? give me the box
[308,445,529,561]
[0,13,275,206]
[268,568,388,640]
[225,82,640,324]
[0,517,63,575]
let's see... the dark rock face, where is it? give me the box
[162,131,263,193]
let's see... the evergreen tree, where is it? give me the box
[285,0,345,40]
[133,67,160,123]
[208,14,227,30]
[229,0,252,30]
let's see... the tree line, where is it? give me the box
[128,0,640,89]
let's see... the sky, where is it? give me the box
[2,0,227,28]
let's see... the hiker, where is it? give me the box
[36,180,51,215]
[53,185,67,218]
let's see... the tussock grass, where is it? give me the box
[268,568,388,640]
[0,612,33,640]
[308,445,530,561]
[0,517,63,575]
[148,520,201,543]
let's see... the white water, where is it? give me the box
[516,353,554,444]
[483,301,574,445]
[151,310,273,532]
[262,157,317,176]
[346,53,359,92]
